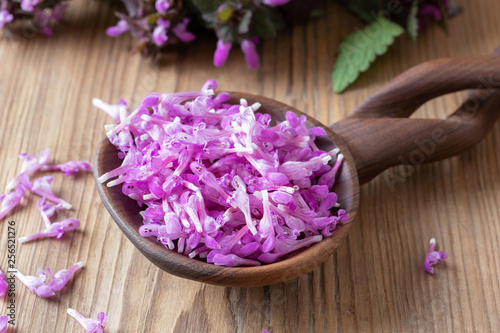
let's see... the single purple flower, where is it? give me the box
[263,330,270,333]
[213,39,232,67]
[424,238,448,274]
[0,10,13,29]
[0,185,25,221]
[21,175,72,209]
[152,25,168,46]
[47,261,83,291]
[93,98,129,123]
[21,0,41,12]
[0,270,7,297]
[41,161,92,176]
[172,18,195,43]
[0,316,7,332]
[15,269,55,298]
[106,19,129,37]
[5,149,50,192]
[241,39,259,69]
[18,218,80,243]
[262,0,291,7]
[155,0,170,14]
[67,308,107,333]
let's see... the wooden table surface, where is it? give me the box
[1,0,499,332]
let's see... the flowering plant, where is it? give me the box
[0,0,461,92]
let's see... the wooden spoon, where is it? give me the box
[94,54,500,287]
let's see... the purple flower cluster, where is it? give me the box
[0,149,90,242]
[0,0,69,36]
[95,79,348,267]
[106,1,195,57]
[15,262,83,298]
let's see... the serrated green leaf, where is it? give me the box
[332,16,404,93]
[407,0,419,43]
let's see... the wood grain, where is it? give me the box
[1,0,499,332]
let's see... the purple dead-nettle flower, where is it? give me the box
[152,22,169,46]
[0,9,13,28]
[5,149,50,192]
[21,175,72,209]
[0,315,7,332]
[155,0,170,14]
[106,19,129,37]
[19,218,80,243]
[97,79,348,266]
[41,161,92,176]
[262,0,292,7]
[172,18,196,43]
[214,39,233,67]
[21,0,41,12]
[67,308,107,333]
[241,39,259,69]
[0,269,7,297]
[47,261,83,291]
[15,269,55,298]
[424,238,448,274]
[0,185,25,221]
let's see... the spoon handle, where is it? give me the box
[331,50,500,185]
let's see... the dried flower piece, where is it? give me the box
[0,270,7,297]
[67,308,107,333]
[48,261,83,291]
[19,218,80,243]
[0,185,25,221]
[424,238,449,274]
[15,269,55,298]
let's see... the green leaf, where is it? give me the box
[407,0,419,43]
[437,1,449,35]
[249,8,278,39]
[332,16,404,93]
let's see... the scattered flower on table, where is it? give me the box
[47,261,83,291]
[96,79,349,266]
[424,238,449,274]
[0,184,25,221]
[0,269,7,297]
[5,149,49,192]
[15,269,55,298]
[41,161,92,176]
[0,315,7,332]
[67,308,107,333]
[19,218,80,243]
[21,175,73,209]
[15,262,84,297]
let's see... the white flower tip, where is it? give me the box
[334,203,341,208]
[92,98,104,108]
[18,237,28,244]
[430,238,436,245]
[338,154,344,160]
[97,174,108,183]
[75,261,84,269]
[203,89,214,96]
[188,252,197,259]
[62,202,72,210]
[67,308,76,316]
[107,180,118,187]
[104,124,115,132]
[250,102,261,111]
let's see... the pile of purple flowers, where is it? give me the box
[0,0,69,37]
[95,79,348,267]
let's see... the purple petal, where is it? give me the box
[241,39,259,69]
[214,39,232,67]
[47,262,83,291]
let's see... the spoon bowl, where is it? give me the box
[94,93,360,287]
